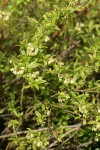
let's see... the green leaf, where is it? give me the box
[35,111,41,118]
[8,120,19,127]
[33,84,39,90]
[28,62,39,68]
[22,85,31,90]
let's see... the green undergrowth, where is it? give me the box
[0,0,100,149]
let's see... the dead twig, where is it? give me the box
[57,126,80,150]
[0,123,82,140]
[46,124,82,150]
[78,138,92,148]
[75,89,100,93]
[58,40,80,60]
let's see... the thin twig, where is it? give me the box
[0,123,82,139]
[0,128,49,139]
[78,138,92,148]
[46,128,77,149]
[62,123,82,129]
[24,102,42,119]
[46,124,82,150]
[52,104,78,116]
[20,83,25,108]
[58,41,80,60]
[57,126,80,150]
[0,131,27,139]
[75,89,100,93]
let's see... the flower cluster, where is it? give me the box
[75,22,84,31]
[48,57,55,64]
[11,66,25,75]
[0,11,11,21]
[58,91,70,102]
[26,71,39,78]
[26,133,34,139]
[26,43,39,56]
[79,105,88,115]
[44,36,50,42]
[59,73,76,85]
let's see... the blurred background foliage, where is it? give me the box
[0,0,100,149]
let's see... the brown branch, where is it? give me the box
[46,124,82,150]
[57,127,80,150]
[52,104,79,116]
[0,131,27,139]
[0,123,82,140]
[75,89,100,93]
[78,138,92,148]
[58,40,80,60]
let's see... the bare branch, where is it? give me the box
[78,139,92,148]
[46,124,82,150]
[0,123,82,140]
[57,127,80,150]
